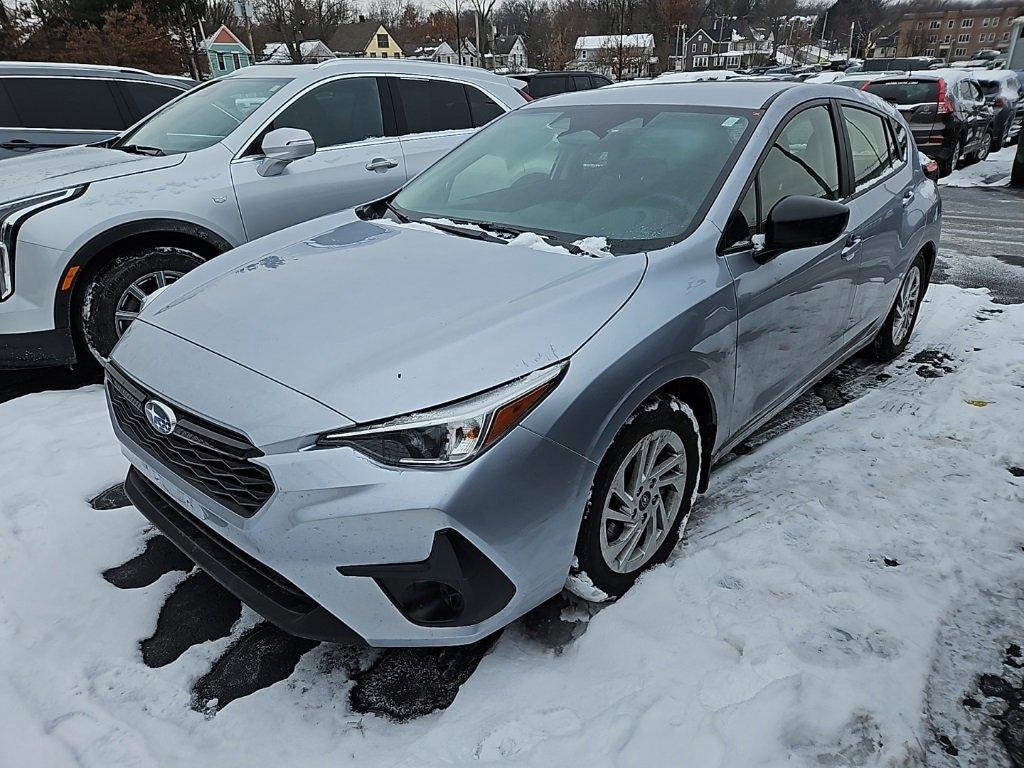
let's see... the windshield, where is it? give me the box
[977,81,1001,96]
[392,104,753,253]
[865,80,939,105]
[115,77,289,155]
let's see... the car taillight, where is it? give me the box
[923,158,939,175]
[937,79,954,115]
[860,81,871,91]
[517,87,533,102]
[994,96,1006,108]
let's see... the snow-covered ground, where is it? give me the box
[2,284,1023,766]
[941,145,1017,189]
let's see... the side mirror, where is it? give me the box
[757,195,850,263]
[257,127,316,177]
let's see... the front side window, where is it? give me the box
[2,77,126,130]
[272,77,384,148]
[573,75,592,91]
[529,75,571,97]
[843,106,895,188]
[393,105,752,252]
[116,77,287,154]
[395,78,472,133]
[759,105,841,215]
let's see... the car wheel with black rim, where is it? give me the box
[966,130,992,164]
[572,394,702,598]
[940,138,961,176]
[80,247,204,363]
[869,252,928,362]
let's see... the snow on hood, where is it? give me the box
[135,218,645,423]
[0,146,184,202]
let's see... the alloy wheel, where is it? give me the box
[114,270,184,337]
[978,133,992,162]
[599,429,689,574]
[892,265,921,346]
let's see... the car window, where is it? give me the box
[394,78,472,134]
[273,77,384,148]
[843,106,895,188]
[121,81,184,121]
[119,77,288,154]
[2,77,126,130]
[573,75,591,91]
[529,76,572,97]
[889,119,909,165]
[466,85,503,127]
[759,104,841,217]
[0,81,16,126]
[592,76,612,88]
[723,179,759,248]
[864,80,938,105]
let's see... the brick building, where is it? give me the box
[896,4,1024,61]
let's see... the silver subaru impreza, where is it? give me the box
[107,80,941,646]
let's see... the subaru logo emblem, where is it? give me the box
[145,399,177,436]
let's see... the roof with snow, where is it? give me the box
[575,34,654,51]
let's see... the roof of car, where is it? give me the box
[523,79,798,109]
[0,61,194,87]
[228,58,523,88]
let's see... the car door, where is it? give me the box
[720,102,856,429]
[389,77,503,181]
[230,75,407,240]
[0,76,130,158]
[958,79,985,150]
[837,103,911,340]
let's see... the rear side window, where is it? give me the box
[572,75,592,91]
[466,85,503,127]
[0,81,16,126]
[529,75,572,97]
[122,82,184,120]
[592,76,612,87]
[843,106,896,188]
[274,77,384,148]
[2,77,126,130]
[394,78,472,134]
[864,80,939,105]
[977,80,1000,96]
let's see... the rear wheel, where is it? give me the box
[939,139,961,176]
[573,395,702,598]
[80,247,204,363]
[965,130,992,164]
[869,253,927,362]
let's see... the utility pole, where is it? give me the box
[455,0,462,65]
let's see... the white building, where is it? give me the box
[573,34,656,78]
[261,40,335,64]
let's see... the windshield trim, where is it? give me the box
[392,104,761,255]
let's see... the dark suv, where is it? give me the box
[859,70,994,176]
[518,71,613,98]
[0,62,193,159]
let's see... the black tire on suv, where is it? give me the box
[80,247,204,363]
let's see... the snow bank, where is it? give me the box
[941,145,1016,188]
[2,284,1023,766]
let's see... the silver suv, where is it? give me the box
[0,62,193,160]
[0,59,526,368]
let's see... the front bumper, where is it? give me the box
[108,323,595,646]
[0,327,76,369]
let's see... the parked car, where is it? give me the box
[975,70,1023,148]
[857,70,994,175]
[517,71,613,98]
[0,62,193,160]
[0,59,527,369]
[863,57,937,73]
[106,80,940,647]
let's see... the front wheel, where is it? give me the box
[80,247,204,363]
[572,395,702,598]
[868,253,927,362]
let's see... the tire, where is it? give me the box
[939,139,960,177]
[965,130,992,164]
[1012,151,1024,188]
[80,246,204,363]
[573,394,702,598]
[868,253,928,363]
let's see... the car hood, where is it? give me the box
[0,146,184,201]
[142,219,646,424]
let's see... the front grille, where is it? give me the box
[107,367,275,517]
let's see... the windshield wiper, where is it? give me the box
[415,218,506,244]
[473,220,587,254]
[384,200,409,223]
[115,144,166,157]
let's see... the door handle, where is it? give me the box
[365,157,399,172]
[901,190,915,208]
[841,236,862,260]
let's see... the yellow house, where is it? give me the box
[329,18,404,59]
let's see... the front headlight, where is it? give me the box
[317,362,567,467]
[0,187,86,300]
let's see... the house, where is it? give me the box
[491,34,529,72]
[573,34,655,78]
[895,3,1023,61]
[872,33,899,58]
[261,40,334,64]
[202,25,253,77]
[404,38,481,66]
[674,20,772,71]
[329,18,404,59]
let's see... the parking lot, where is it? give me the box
[1,152,1022,765]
